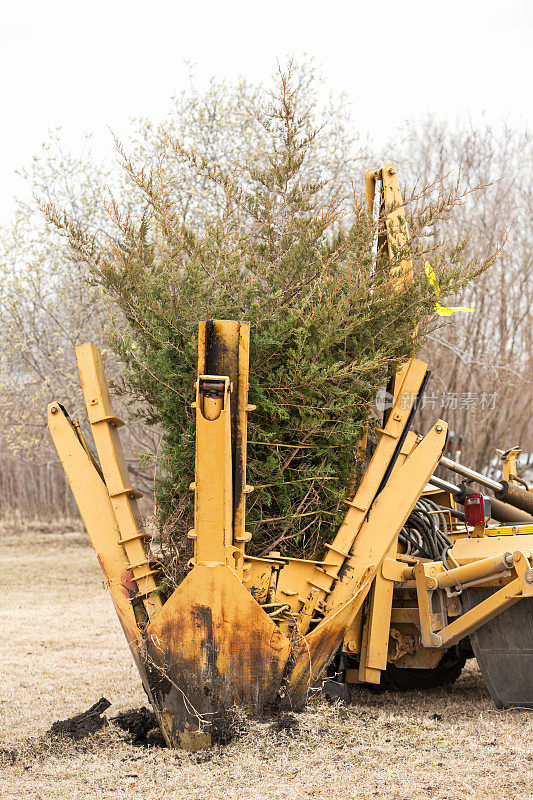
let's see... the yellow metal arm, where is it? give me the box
[293,358,429,635]
[414,550,533,648]
[48,402,141,637]
[366,164,413,288]
[191,375,235,568]
[285,420,448,706]
[196,320,252,573]
[325,421,448,615]
[75,343,162,618]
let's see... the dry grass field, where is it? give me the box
[1,524,532,800]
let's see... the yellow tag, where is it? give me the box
[424,261,474,317]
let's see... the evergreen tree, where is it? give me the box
[45,65,494,580]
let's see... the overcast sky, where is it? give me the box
[1,0,531,222]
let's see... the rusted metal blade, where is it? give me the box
[283,595,362,709]
[143,564,291,746]
[283,567,375,709]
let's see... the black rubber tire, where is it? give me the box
[461,588,533,709]
[380,647,466,691]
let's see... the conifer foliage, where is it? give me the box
[46,66,494,577]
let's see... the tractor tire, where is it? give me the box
[461,587,533,709]
[380,646,466,691]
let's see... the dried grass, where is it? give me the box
[1,526,531,800]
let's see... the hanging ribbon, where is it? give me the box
[424,261,474,317]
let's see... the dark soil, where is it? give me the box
[111,706,165,747]
[47,698,111,741]
[46,700,248,750]
[208,709,248,746]
[269,713,299,735]
[0,747,18,765]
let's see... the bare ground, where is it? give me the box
[1,525,531,800]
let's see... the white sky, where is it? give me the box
[1,0,531,222]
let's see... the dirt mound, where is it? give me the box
[208,709,248,746]
[47,697,110,740]
[269,713,299,736]
[111,707,165,747]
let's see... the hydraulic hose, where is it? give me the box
[399,497,453,561]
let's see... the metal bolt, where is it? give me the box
[525,570,533,584]
[436,424,443,433]
[431,633,442,647]
[50,406,58,414]
[346,640,357,653]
